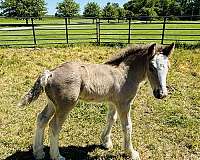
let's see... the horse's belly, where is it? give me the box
[79,95,105,102]
[79,87,111,102]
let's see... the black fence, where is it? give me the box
[0,16,200,46]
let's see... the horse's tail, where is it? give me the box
[18,70,52,107]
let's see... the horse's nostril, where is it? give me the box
[160,94,165,99]
[160,90,168,98]
[161,93,168,98]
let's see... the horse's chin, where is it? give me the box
[154,95,166,99]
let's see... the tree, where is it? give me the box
[140,7,158,22]
[123,0,143,16]
[123,0,158,19]
[159,0,176,16]
[102,2,118,23]
[176,0,190,16]
[55,0,80,17]
[193,0,200,16]
[0,0,47,23]
[83,2,101,23]
[174,0,199,19]
[117,7,126,21]
[125,10,134,19]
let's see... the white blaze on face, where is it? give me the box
[152,54,169,95]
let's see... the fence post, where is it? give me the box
[128,18,131,44]
[161,17,167,44]
[65,18,69,44]
[96,18,100,45]
[31,18,37,45]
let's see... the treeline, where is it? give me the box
[0,0,200,20]
[123,0,200,18]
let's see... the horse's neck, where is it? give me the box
[120,56,147,83]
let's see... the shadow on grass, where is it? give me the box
[5,144,120,160]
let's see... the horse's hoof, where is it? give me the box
[100,137,113,150]
[131,150,140,160]
[51,155,65,160]
[33,151,45,160]
[58,155,65,160]
[59,156,65,160]
[101,141,113,150]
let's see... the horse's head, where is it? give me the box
[147,43,175,99]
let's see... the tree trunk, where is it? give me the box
[25,18,28,25]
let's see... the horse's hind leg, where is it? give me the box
[33,99,55,159]
[49,102,76,160]
[101,103,117,149]
[117,103,140,160]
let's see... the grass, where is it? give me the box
[0,17,200,46]
[0,45,200,160]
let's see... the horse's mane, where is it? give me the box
[104,44,149,66]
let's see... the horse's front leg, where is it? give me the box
[101,103,117,149]
[117,103,140,160]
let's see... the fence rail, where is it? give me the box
[0,16,200,46]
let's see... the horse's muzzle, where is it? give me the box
[153,89,168,99]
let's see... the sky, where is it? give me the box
[46,0,126,15]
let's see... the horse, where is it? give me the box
[18,42,175,160]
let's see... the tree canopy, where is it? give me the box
[102,2,118,19]
[123,0,200,17]
[0,0,47,17]
[55,0,80,17]
[102,2,127,20]
[117,6,126,19]
[83,2,101,18]
[0,0,199,19]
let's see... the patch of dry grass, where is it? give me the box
[0,46,199,160]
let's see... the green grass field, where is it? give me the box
[0,45,199,159]
[0,17,200,46]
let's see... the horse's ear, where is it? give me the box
[148,43,156,56]
[164,42,175,57]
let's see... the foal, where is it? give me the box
[18,43,175,160]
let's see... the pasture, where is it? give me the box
[0,45,200,160]
[0,17,200,46]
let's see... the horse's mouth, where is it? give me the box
[153,89,167,99]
